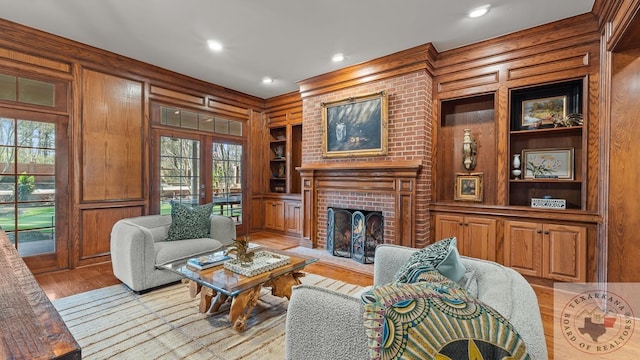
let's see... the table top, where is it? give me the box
[0,231,81,360]
[159,247,317,297]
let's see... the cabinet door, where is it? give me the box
[504,220,542,277]
[285,201,302,235]
[465,217,497,262]
[543,224,586,282]
[434,214,465,252]
[264,200,285,231]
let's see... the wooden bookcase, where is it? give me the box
[263,94,303,235]
[508,79,585,210]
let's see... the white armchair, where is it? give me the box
[110,214,236,292]
[285,244,548,359]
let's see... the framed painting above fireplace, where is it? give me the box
[321,91,388,158]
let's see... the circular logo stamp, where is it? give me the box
[560,290,635,355]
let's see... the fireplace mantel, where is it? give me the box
[297,160,422,248]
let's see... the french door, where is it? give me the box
[152,129,245,233]
[0,108,69,272]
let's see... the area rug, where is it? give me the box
[52,273,366,360]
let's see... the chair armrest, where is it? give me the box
[210,214,236,246]
[373,244,417,285]
[110,220,156,291]
[285,285,369,360]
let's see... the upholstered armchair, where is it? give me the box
[110,214,236,292]
[285,244,548,360]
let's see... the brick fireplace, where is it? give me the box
[297,54,434,249]
[298,160,422,249]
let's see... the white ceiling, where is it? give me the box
[0,0,594,99]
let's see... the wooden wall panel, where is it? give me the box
[81,69,144,202]
[607,48,640,282]
[80,206,143,260]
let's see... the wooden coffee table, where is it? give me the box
[159,248,317,332]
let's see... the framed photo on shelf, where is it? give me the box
[521,95,567,127]
[321,91,388,158]
[454,172,483,202]
[510,79,582,131]
[522,148,574,180]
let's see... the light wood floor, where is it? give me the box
[35,231,373,301]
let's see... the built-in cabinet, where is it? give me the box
[508,79,585,209]
[431,13,601,289]
[434,214,496,262]
[267,123,302,194]
[264,199,285,231]
[262,93,303,236]
[285,201,302,234]
[504,220,586,282]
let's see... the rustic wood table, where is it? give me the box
[159,248,317,332]
[0,231,81,359]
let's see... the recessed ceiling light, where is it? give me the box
[262,77,273,84]
[332,53,345,62]
[468,5,490,18]
[207,40,223,52]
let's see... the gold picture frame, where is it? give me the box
[521,95,567,127]
[321,91,388,158]
[454,173,483,202]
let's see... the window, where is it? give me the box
[212,142,242,222]
[159,136,200,214]
[0,118,56,256]
[158,105,242,136]
[0,73,67,111]
[153,103,245,226]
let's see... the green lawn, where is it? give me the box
[0,205,55,231]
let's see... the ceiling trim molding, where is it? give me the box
[297,43,437,98]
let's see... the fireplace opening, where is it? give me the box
[326,207,384,263]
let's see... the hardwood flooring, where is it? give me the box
[35,231,373,301]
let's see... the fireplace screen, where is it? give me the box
[326,207,384,263]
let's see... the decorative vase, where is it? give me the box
[274,144,284,158]
[513,154,521,169]
[512,154,521,179]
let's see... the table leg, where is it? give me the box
[266,271,305,299]
[199,287,228,313]
[229,286,261,332]
[189,281,202,298]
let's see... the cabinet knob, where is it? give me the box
[458,222,463,226]
[544,230,549,234]
[537,229,542,234]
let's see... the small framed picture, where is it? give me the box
[522,148,574,179]
[521,95,567,127]
[454,173,483,202]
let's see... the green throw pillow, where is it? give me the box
[361,270,530,360]
[166,201,214,241]
[394,237,466,283]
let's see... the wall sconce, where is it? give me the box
[462,128,477,171]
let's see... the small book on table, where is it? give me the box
[187,253,231,270]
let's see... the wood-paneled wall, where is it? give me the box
[598,0,640,282]
[0,18,265,270]
[81,69,144,202]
